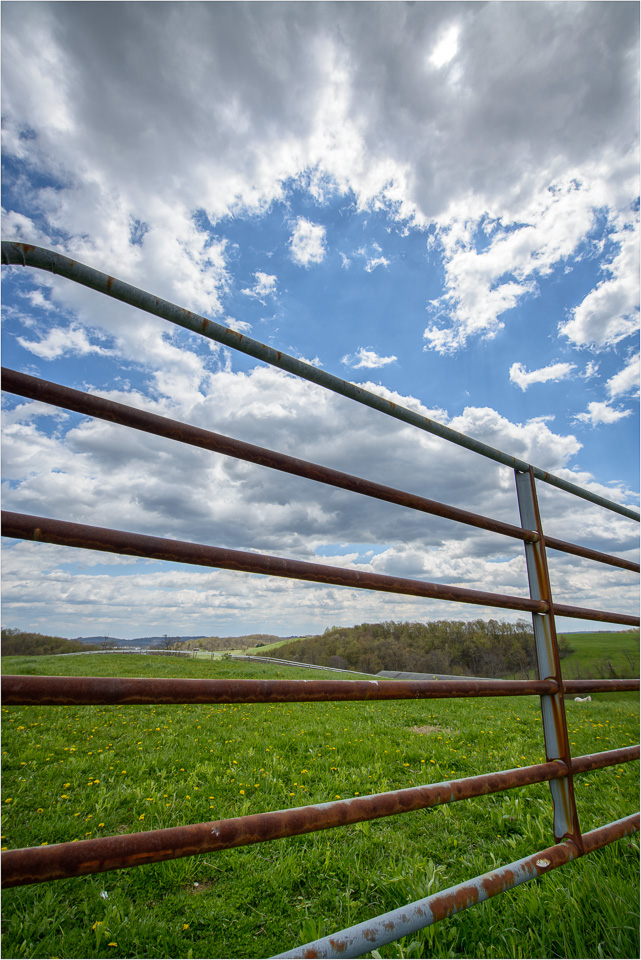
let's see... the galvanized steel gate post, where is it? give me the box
[515,467,583,851]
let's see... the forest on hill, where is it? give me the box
[1,628,99,657]
[275,619,574,679]
[179,634,284,651]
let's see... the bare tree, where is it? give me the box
[156,634,181,650]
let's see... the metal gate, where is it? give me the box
[2,241,639,959]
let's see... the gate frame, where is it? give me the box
[2,242,639,959]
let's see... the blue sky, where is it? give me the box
[1,2,638,639]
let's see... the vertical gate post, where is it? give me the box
[515,467,583,850]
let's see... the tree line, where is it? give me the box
[178,634,283,651]
[275,619,574,679]
[1,628,99,657]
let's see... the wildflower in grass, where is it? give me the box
[139,815,145,821]
[183,924,189,930]
[108,943,117,948]
[92,921,103,931]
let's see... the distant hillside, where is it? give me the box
[273,620,575,679]
[180,634,285,652]
[75,635,207,646]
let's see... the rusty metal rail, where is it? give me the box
[2,674,638,706]
[2,511,638,626]
[272,813,640,959]
[2,748,637,889]
[3,367,638,573]
[2,241,640,521]
[1,241,639,956]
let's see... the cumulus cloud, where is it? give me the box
[3,365,637,636]
[607,352,640,398]
[559,226,639,349]
[509,361,576,392]
[241,271,277,299]
[2,3,637,297]
[289,218,327,266]
[1,3,638,635]
[341,347,398,369]
[574,401,632,426]
[424,179,631,354]
[16,324,115,360]
[581,360,600,380]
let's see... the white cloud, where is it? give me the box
[2,3,637,278]
[1,4,637,378]
[559,225,639,349]
[342,347,398,369]
[223,316,252,335]
[607,353,640,398]
[0,4,638,635]
[509,360,576,392]
[241,271,277,299]
[16,324,114,360]
[574,401,632,426]
[424,178,625,354]
[289,218,326,266]
[3,365,637,638]
[581,360,600,380]
[364,255,390,273]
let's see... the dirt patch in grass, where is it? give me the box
[186,880,217,895]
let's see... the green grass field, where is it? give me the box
[557,630,639,679]
[1,652,639,959]
[245,638,307,656]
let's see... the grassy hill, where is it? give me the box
[557,629,639,679]
[245,637,307,655]
[179,633,286,652]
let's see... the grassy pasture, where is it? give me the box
[557,630,639,679]
[245,638,307,656]
[1,653,639,959]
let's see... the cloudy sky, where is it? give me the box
[2,1,639,640]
